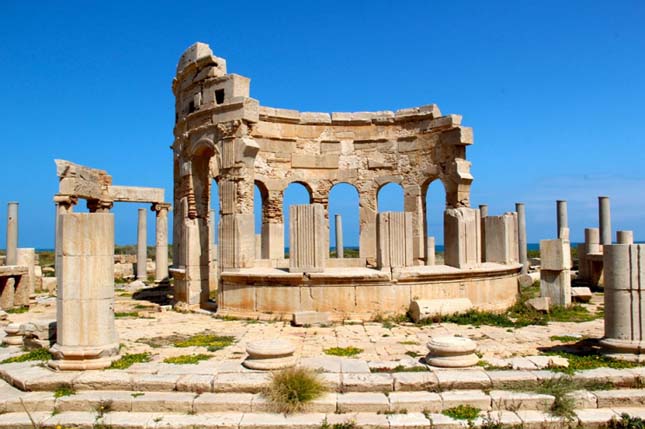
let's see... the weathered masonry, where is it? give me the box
[172,42,521,318]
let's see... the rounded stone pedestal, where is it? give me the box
[426,336,478,368]
[243,339,296,370]
[48,343,120,370]
[599,338,645,354]
[3,322,23,346]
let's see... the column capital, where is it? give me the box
[53,195,78,207]
[87,199,114,213]
[151,202,172,213]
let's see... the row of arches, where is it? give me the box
[210,180,447,257]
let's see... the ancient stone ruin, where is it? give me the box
[170,42,524,319]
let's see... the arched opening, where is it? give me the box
[328,183,359,258]
[424,179,446,265]
[254,181,268,259]
[377,182,404,212]
[283,182,312,258]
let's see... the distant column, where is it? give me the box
[599,196,612,246]
[556,200,568,239]
[617,230,634,245]
[515,203,528,273]
[152,203,171,283]
[478,205,488,218]
[6,202,18,265]
[479,204,488,261]
[335,214,344,258]
[137,208,147,281]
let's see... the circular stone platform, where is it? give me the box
[243,339,296,370]
[426,336,478,368]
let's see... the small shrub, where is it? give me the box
[109,352,151,369]
[371,365,428,373]
[320,418,358,429]
[442,404,481,421]
[54,386,75,398]
[324,346,363,357]
[609,413,645,429]
[1,348,52,364]
[262,367,326,414]
[163,354,212,365]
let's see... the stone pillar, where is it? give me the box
[16,248,36,297]
[585,228,601,254]
[599,196,612,246]
[209,209,218,293]
[359,187,378,266]
[377,212,413,268]
[479,204,488,261]
[600,244,645,353]
[426,236,435,266]
[516,203,528,274]
[404,184,425,265]
[136,208,147,281]
[617,230,634,245]
[289,204,326,273]
[584,227,603,287]
[261,223,284,260]
[484,212,519,265]
[54,195,78,276]
[335,214,344,258]
[152,203,171,283]
[556,200,568,238]
[444,207,481,269]
[539,235,572,307]
[5,202,18,266]
[49,212,119,370]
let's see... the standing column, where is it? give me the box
[556,200,568,239]
[599,196,612,246]
[137,208,147,281]
[479,204,488,261]
[515,203,528,274]
[54,196,78,275]
[152,203,170,283]
[5,202,18,265]
[617,230,634,245]
[478,204,488,218]
[335,214,344,258]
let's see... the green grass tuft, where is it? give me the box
[173,334,236,352]
[442,404,481,421]
[320,418,358,429]
[1,348,52,364]
[109,352,151,369]
[6,306,29,314]
[545,350,640,375]
[371,365,428,373]
[115,312,139,318]
[324,346,363,357]
[550,335,582,343]
[609,413,645,428]
[163,354,212,365]
[262,367,327,414]
[54,386,75,398]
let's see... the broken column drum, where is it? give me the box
[49,212,120,370]
[601,244,645,353]
[171,41,521,318]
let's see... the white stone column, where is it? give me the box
[617,230,634,245]
[289,204,327,273]
[425,236,435,265]
[556,200,568,238]
[599,196,612,246]
[49,212,119,370]
[5,202,18,266]
[335,214,344,259]
[137,208,147,281]
[601,244,645,353]
[444,207,481,269]
[152,203,171,283]
[377,212,414,268]
[585,228,601,254]
[16,248,35,297]
[516,203,528,274]
[255,234,262,259]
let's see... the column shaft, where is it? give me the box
[137,208,147,280]
[335,214,344,258]
[556,200,568,238]
[153,204,170,282]
[516,203,528,273]
[599,196,612,245]
[6,202,18,265]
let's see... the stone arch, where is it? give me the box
[422,177,447,264]
[377,182,405,212]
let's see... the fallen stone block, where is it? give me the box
[525,297,551,313]
[409,298,472,322]
[571,286,592,303]
[292,311,330,326]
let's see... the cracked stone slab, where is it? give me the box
[388,391,441,413]
[440,390,491,411]
[342,373,393,392]
[434,369,491,389]
[337,392,389,413]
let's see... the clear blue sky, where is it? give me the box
[1,0,644,249]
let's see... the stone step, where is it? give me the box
[3,360,645,394]
[0,408,637,429]
[5,388,645,415]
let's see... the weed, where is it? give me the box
[53,386,75,398]
[442,404,481,421]
[549,335,581,343]
[405,351,420,358]
[163,354,212,365]
[371,365,428,373]
[544,350,641,375]
[324,346,363,357]
[549,305,601,323]
[114,312,138,318]
[6,306,29,314]
[320,418,357,429]
[1,348,52,364]
[131,392,144,398]
[109,352,151,369]
[262,367,326,414]
[173,334,236,352]
[609,413,645,428]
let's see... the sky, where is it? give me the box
[1,0,644,249]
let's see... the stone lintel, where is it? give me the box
[108,186,165,203]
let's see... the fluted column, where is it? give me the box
[152,203,171,283]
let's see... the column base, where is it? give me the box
[48,343,120,371]
[600,338,645,354]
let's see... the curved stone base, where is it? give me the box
[218,264,520,320]
[48,342,120,371]
[2,336,23,346]
[600,337,645,354]
[243,356,297,370]
[426,353,479,368]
